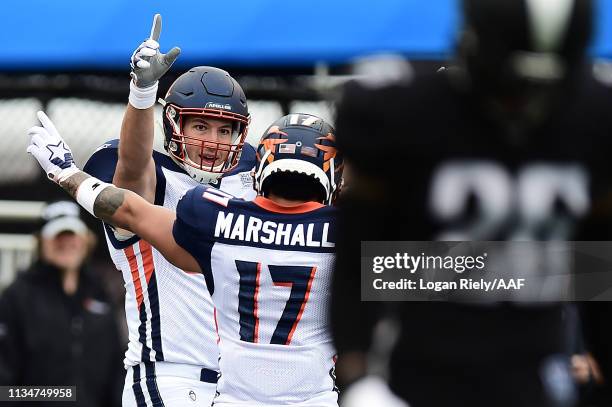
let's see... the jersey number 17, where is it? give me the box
[235,260,317,346]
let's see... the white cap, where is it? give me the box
[40,201,88,238]
[41,216,88,238]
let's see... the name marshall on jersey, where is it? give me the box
[214,211,335,248]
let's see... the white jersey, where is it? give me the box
[84,139,257,371]
[173,186,339,406]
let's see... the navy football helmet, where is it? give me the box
[159,66,250,183]
[254,113,343,205]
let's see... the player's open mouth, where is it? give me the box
[199,154,218,167]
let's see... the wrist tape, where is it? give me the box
[54,167,80,184]
[128,80,158,109]
[75,177,112,217]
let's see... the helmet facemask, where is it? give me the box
[162,103,250,184]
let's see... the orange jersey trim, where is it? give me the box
[124,241,156,311]
[253,196,324,214]
[253,262,262,343]
[124,245,144,310]
[139,241,155,286]
[286,266,317,345]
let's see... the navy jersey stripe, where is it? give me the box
[147,271,164,361]
[153,164,167,207]
[103,223,141,250]
[138,300,153,362]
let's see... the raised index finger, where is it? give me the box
[150,14,162,41]
[37,111,59,135]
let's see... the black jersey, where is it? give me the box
[332,66,612,406]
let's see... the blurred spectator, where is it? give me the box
[0,201,123,407]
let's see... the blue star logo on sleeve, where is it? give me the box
[46,141,74,169]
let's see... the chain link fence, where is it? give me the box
[0,97,334,186]
[0,71,341,290]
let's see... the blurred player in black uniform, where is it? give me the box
[331,0,612,406]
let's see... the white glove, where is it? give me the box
[26,111,80,183]
[341,376,409,407]
[130,14,181,89]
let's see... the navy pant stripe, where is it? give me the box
[144,362,165,407]
[132,364,147,407]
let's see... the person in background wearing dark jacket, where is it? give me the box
[0,201,123,407]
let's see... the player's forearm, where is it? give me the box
[114,13,180,198]
[118,104,155,173]
[115,104,156,179]
[60,171,137,231]
[113,104,157,202]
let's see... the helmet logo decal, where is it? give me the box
[318,132,336,142]
[278,144,296,154]
[301,116,320,126]
[301,146,317,157]
[261,137,288,163]
[205,102,232,110]
[266,126,288,136]
[168,106,177,119]
[315,133,338,172]
[288,114,319,126]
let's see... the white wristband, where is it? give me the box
[128,80,158,109]
[76,177,112,217]
[54,166,80,184]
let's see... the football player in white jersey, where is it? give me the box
[28,112,343,406]
[82,15,256,407]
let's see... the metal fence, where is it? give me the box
[0,200,46,289]
[0,69,345,288]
